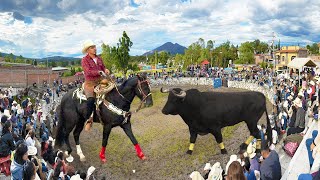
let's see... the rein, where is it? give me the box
[106,76,151,113]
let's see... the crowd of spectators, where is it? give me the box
[0,87,96,179]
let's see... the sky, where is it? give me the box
[0,0,319,58]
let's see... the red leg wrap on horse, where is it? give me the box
[99,147,107,163]
[134,144,146,160]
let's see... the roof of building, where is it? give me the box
[0,62,33,66]
[52,67,69,71]
[287,57,317,69]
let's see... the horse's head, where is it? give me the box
[134,74,153,107]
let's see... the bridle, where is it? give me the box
[135,78,152,112]
[112,76,152,113]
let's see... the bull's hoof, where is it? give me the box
[256,149,261,154]
[186,150,193,155]
[240,143,248,151]
[221,149,228,154]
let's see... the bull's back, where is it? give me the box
[199,91,266,126]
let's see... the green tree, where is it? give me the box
[101,43,115,71]
[159,51,169,65]
[237,41,254,64]
[114,31,133,75]
[207,40,214,50]
[15,55,24,63]
[184,43,202,66]
[306,43,319,55]
[198,38,205,48]
[33,60,38,66]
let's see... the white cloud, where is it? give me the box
[0,0,319,58]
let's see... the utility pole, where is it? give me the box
[272,32,276,71]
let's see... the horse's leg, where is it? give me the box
[121,123,146,160]
[73,118,86,161]
[100,124,112,163]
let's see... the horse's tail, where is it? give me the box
[55,104,65,147]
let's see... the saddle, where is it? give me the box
[73,79,115,104]
[73,79,128,123]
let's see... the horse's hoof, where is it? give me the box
[100,158,107,163]
[80,156,86,162]
[186,150,193,155]
[221,149,228,154]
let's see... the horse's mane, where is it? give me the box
[118,76,137,91]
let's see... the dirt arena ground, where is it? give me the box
[57,85,273,180]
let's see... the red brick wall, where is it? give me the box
[0,66,84,87]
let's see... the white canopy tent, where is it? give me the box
[287,58,317,86]
[287,58,317,70]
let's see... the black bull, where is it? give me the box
[55,75,153,162]
[161,88,272,154]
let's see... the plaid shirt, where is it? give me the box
[81,54,106,81]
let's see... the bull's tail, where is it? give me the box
[265,103,272,147]
[55,105,65,147]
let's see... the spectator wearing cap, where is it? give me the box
[287,98,306,136]
[86,166,96,180]
[11,101,18,114]
[203,163,211,179]
[0,121,15,157]
[309,81,316,104]
[25,130,36,147]
[189,171,205,180]
[207,162,223,180]
[260,145,281,180]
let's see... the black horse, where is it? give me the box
[55,75,153,162]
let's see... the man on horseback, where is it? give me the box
[81,40,110,131]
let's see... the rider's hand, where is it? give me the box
[99,71,106,77]
[105,69,110,75]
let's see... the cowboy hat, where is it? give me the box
[27,146,37,156]
[28,102,32,106]
[246,142,256,159]
[310,81,315,86]
[87,166,96,178]
[3,109,11,118]
[12,101,18,105]
[189,171,204,180]
[204,163,211,171]
[82,40,95,54]
[70,174,82,180]
[66,155,74,163]
[208,162,223,180]
[293,98,302,107]
[225,154,238,174]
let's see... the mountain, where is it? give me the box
[38,56,80,62]
[0,52,80,62]
[142,42,187,56]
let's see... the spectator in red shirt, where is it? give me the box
[81,40,109,131]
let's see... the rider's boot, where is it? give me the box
[85,97,95,131]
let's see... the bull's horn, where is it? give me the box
[160,87,170,93]
[172,90,186,98]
